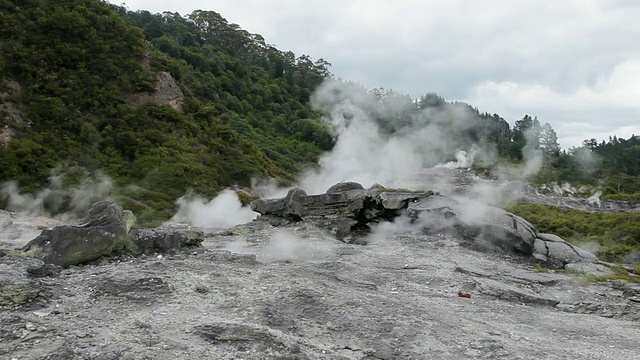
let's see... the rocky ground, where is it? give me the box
[2,216,640,359]
[2,172,640,360]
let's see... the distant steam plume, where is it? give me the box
[298,80,499,194]
[0,172,113,221]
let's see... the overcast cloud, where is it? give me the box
[115,0,640,149]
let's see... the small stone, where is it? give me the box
[195,286,209,294]
[289,344,301,353]
[25,322,37,331]
[134,320,152,329]
[326,321,336,330]
[464,349,482,357]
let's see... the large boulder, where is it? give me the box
[408,196,536,254]
[533,233,597,267]
[22,201,136,267]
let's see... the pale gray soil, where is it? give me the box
[1,219,639,359]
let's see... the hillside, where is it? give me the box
[0,0,333,222]
[0,0,638,231]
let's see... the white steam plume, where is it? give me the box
[0,172,113,221]
[224,229,335,263]
[166,189,256,228]
[298,80,497,194]
[572,146,599,175]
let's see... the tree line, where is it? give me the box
[0,0,637,225]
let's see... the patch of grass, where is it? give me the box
[566,264,639,286]
[534,263,549,273]
[587,264,638,283]
[506,202,640,262]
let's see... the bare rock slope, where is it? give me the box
[1,184,639,359]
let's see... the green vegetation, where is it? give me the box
[565,264,639,285]
[0,0,333,222]
[507,202,640,261]
[0,284,42,309]
[534,263,549,273]
[0,0,638,241]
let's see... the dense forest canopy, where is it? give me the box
[0,0,638,226]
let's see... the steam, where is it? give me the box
[436,148,479,169]
[571,146,599,175]
[224,230,335,263]
[587,190,602,208]
[166,189,256,227]
[298,80,498,194]
[0,172,113,221]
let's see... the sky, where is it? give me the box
[114,0,640,149]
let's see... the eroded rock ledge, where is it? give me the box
[251,182,598,267]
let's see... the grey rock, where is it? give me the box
[199,250,257,264]
[623,251,640,264]
[409,197,536,254]
[326,181,364,193]
[250,196,286,215]
[476,278,560,307]
[0,255,46,309]
[505,269,569,286]
[27,263,63,278]
[376,191,427,210]
[130,226,204,255]
[535,233,598,265]
[22,201,136,267]
[565,262,617,276]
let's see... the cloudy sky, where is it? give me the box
[115,0,640,149]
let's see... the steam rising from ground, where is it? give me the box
[298,81,492,193]
[224,230,336,263]
[0,172,113,246]
[295,80,545,196]
[0,173,113,221]
[166,190,256,227]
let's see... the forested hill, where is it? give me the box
[0,0,638,223]
[0,0,333,218]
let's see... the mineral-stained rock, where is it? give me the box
[130,226,204,255]
[0,255,47,309]
[21,201,136,267]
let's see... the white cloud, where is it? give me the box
[467,59,640,148]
